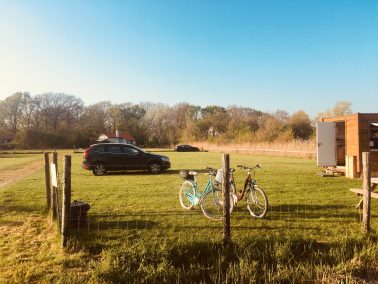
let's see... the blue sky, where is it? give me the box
[0,0,377,117]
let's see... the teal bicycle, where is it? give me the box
[179,167,234,220]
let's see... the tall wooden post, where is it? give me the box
[51,152,58,221]
[53,152,58,173]
[362,152,371,234]
[44,152,51,209]
[61,155,71,249]
[222,153,231,244]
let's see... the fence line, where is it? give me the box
[204,147,316,154]
[61,155,71,249]
[362,152,371,234]
[39,152,377,253]
[222,154,231,244]
[44,152,51,209]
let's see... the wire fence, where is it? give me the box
[45,153,377,250]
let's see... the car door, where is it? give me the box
[121,145,145,170]
[107,145,124,170]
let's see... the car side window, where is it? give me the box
[94,146,106,153]
[123,146,139,155]
[108,146,123,154]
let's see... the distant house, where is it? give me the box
[0,134,15,144]
[207,126,219,137]
[97,130,136,145]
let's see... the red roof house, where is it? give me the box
[0,134,15,144]
[97,130,136,145]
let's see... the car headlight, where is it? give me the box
[161,157,169,162]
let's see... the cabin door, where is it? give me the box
[316,122,337,166]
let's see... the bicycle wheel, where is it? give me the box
[201,189,234,220]
[179,180,195,210]
[246,185,268,218]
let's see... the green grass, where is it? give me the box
[0,153,43,172]
[1,151,378,282]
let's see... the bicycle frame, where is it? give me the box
[230,169,257,201]
[184,175,215,206]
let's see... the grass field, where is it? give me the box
[0,153,43,172]
[0,151,377,282]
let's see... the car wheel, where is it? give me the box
[149,162,161,174]
[92,164,107,176]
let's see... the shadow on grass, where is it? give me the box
[79,219,159,230]
[91,210,198,218]
[0,220,24,227]
[79,236,375,283]
[0,204,41,214]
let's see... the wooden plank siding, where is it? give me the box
[370,153,378,177]
[322,113,378,177]
[358,114,378,177]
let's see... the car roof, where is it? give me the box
[92,143,134,147]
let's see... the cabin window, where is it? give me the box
[369,122,378,151]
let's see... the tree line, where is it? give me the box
[0,92,351,149]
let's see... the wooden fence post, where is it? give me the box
[362,152,371,234]
[44,152,51,209]
[53,152,58,173]
[51,152,58,221]
[61,155,71,249]
[222,153,231,244]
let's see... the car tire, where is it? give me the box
[149,162,162,174]
[92,164,107,176]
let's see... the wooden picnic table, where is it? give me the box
[350,177,378,209]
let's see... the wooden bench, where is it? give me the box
[350,178,378,209]
[350,188,378,198]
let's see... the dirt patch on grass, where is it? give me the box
[0,160,44,189]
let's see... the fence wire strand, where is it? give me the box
[47,153,377,247]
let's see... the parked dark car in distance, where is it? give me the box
[82,143,171,175]
[175,144,200,152]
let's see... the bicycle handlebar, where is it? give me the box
[237,164,261,170]
[205,167,217,175]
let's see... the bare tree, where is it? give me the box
[317,101,352,120]
[143,104,179,147]
[0,92,29,133]
[81,101,112,134]
[34,93,83,133]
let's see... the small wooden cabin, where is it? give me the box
[317,113,378,178]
